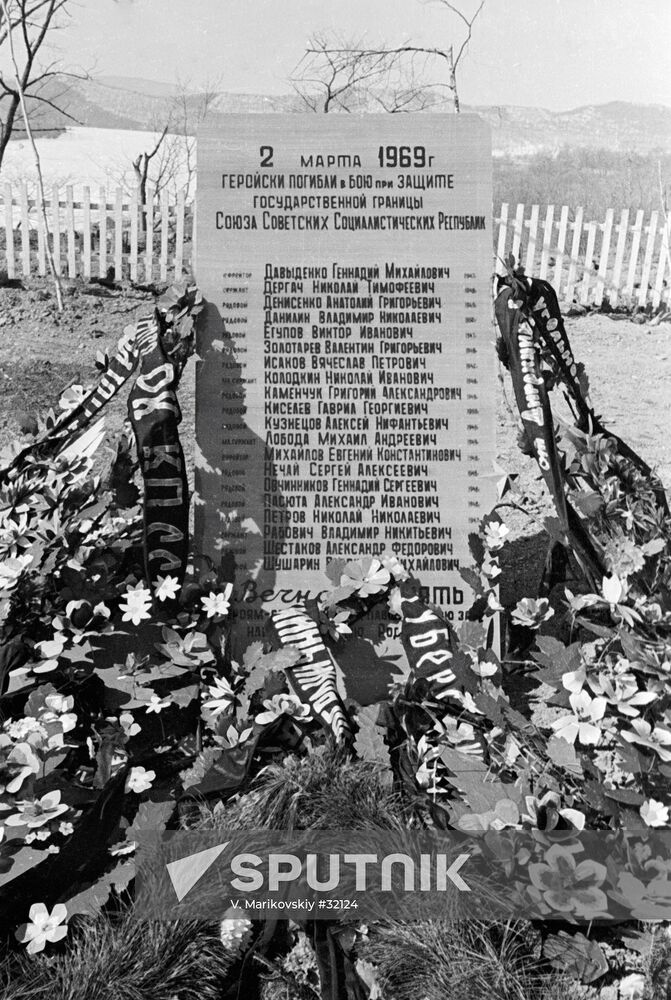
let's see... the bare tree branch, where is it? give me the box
[294,3,485,114]
[0,0,63,308]
[435,0,486,70]
[126,80,219,236]
[0,0,76,169]
[16,90,80,123]
[293,32,447,114]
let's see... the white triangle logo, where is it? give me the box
[166,842,229,901]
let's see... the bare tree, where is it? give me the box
[0,0,82,171]
[292,2,485,114]
[430,0,485,112]
[157,79,219,203]
[132,123,169,231]
[0,0,62,306]
[292,32,447,114]
[131,80,219,223]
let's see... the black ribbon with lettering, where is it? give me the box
[126,313,189,586]
[398,590,485,755]
[398,592,458,691]
[268,606,352,743]
[494,276,605,588]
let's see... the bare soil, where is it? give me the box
[0,280,197,482]
[1,278,669,608]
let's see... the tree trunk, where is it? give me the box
[133,155,149,234]
[448,46,460,113]
[0,92,20,172]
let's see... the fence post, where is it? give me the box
[594,208,614,306]
[511,202,525,265]
[66,185,76,278]
[565,207,584,303]
[554,205,569,298]
[638,211,659,308]
[36,187,46,277]
[524,204,539,274]
[625,209,644,300]
[19,182,30,277]
[115,187,124,281]
[145,185,155,282]
[52,183,61,277]
[192,196,197,280]
[130,186,139,284]
[3,182,15,279]
[98,186,107,278]
[580,222,597,305]
[160,191,169,281]
[539,204,554,280]
[82,186,92,279]
[609,208,629,307]
[175,189,185,280]
[652,213,670,309]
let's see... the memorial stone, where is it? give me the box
[195,115,495,678]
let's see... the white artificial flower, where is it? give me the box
[15,902,68,954]
[119,584,152,627]
[380,553,410,582]
[621,719,671,762]
[640,799,669,828]
[255,693,310,726]
[387,586,404,618]
[125,766,155,794]
[483,521,510,551]
[201,582,234,618]
[220,910,252,953]
[119,712,141,737]
[340,557,390,597]
[562,666,587,694]
[471,659,498,678]
[4,717,47,742]
[154,575,181,602]
[551,691,606,745]
[145,694,170,714]
[5,790,69,829]
[602,574,625,605]
[202,675,236,717]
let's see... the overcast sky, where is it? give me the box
[53,0,670,111]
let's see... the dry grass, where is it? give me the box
[193,743,408,833]
[0,909,236,1000]
[645,925,671,1000]
[361,919,582,1000]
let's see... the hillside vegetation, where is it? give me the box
[494,148,671,216]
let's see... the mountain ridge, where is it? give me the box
[16,75,671,155]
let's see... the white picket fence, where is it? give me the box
[495,202,671,309]
[0,182,191,283]
[1,183,669,309]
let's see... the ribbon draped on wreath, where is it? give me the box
[494,268,669,592]
[268,606,352,743]
[127,315,189,585]
[0,284,201,589]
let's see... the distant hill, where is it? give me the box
[96,76,184,99]
[14,75,671,155]
[467,101,671,156]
